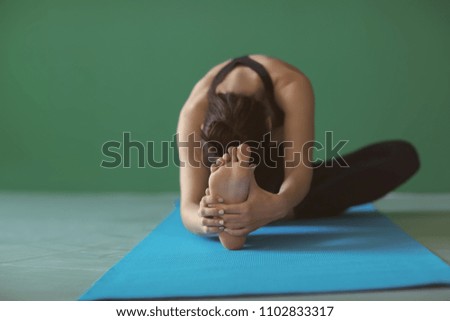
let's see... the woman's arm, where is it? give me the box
[177,85,210,234]
[177,118,230,235]
[177,69,231,235]
[275,73,315,213]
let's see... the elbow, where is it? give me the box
[180,204,204,236]
[297,168,313,202]
[179,206,195,234]
[302,174,312,200]
[305,166,313,189]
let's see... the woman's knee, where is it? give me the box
[385,140,420,179]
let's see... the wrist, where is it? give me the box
[271,193,294,220]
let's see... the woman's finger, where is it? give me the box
[223,227,248,237]
[201,217,225,227]
[198,206,225,217]
[220,213,244,223]
[205,188,210,196]
[221,221,245,229]
[216,202,246,214]
[201,195,223,207]
[203,226,224,235]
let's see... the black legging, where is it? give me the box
[293,140,420,219]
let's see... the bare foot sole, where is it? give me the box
[208,144,254,250]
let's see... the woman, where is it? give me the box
[176,54,420,250]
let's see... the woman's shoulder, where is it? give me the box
[250,54,314,117]
[196,54,307,89]
[247,54,310,89]
[248,54,303,74]
[186,54,310,109]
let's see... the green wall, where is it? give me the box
[0,0,449,193]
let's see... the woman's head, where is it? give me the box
[201,93,273,166]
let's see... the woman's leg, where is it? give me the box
[293,140,420,219]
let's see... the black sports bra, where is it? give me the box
[207,55,284,127]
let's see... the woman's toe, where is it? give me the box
[230,147,238,162]
[222,152,231,163]
[237,143,251,166]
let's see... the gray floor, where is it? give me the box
[0,192,449,301]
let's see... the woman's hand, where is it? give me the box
[197,188,227,235]
[206,175,289,237]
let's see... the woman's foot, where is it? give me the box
[208,144,254,250]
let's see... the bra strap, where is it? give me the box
[207,55,276,103]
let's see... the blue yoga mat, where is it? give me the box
[80,201,450,300]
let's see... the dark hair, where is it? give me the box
[201,93,273,166]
